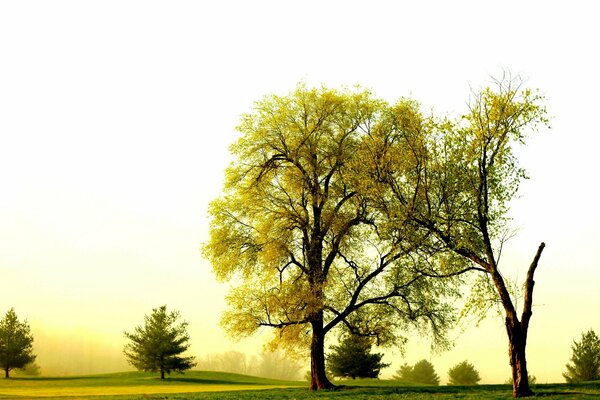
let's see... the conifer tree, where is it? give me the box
[563,329,600,383]
[447,360,481,385]
[393,359,440,385]
[0,308,36,379]
[124,305,196,379]
[327,335,389,379]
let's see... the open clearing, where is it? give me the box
[1,372,599,399]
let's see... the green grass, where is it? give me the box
[0,372,599,399]
[0,370,302,399]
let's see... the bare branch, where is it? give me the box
[521,242,546,331]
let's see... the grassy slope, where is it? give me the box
[1,372,599,399]
[0,370,303,398]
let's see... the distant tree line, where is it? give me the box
[195,349,303,380]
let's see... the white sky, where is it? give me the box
[1,0,599,383]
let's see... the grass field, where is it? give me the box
[0,371,302,399]
[1,371,599,399]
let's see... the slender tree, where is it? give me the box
[447,360,481,385]
[123,305,195,379]
[204,85,460,390]
[563,329,600,383]
[369,75,549,397]
[327,334,389,379]
[0,308,36,379]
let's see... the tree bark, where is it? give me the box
[4,367,8,379]
[506,314,532,397]
[503,243,545,398]
[160,368,165,380]
[309,313,335,390]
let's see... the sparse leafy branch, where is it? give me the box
[368,74,549,398]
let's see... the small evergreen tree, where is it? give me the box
[0,308,36,379]
[563,329,600,383]
[124,305,196,379]
[393,363,415,382]
[327,335,389,379]
[447,360,481,385]
[393,359,440,386]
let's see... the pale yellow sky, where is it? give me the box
[1,0,599,383]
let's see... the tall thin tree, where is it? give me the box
[369,75,549,397]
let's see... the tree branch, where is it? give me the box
[521,242,546,332]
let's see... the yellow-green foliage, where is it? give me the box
[202,84,459,356]
[203,78,548,370]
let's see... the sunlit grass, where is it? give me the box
[0,370,302,398]
[1,372,599,399]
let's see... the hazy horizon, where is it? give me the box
[2,0,599,385]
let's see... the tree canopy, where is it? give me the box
[203,84,460,389]
[327,334,389,379]
[447,360,481,385]
[563,329,600,383]
[366,75,548,397]
[0,308,36,379]
[123,305,196,379]
[204,77,548,394]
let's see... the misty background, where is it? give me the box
[2,0,599,385]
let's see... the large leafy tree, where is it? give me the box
[327,334,389,379]
[369,76,549,397]
[563,329,600,383]
[203,85,459,390]
[447,360,481,385]
[123,305,196,379]
[393,359,440,385]
[0,308,36,379]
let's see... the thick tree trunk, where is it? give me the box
[492,243,544,398]
[490,270,534,398]
[309,314,335,390]
[4,367,9,379]
[160,369,165,380]
[506,316,532,397]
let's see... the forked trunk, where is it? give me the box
[506,314,532,397]
[309,315,335,390]
[496,243,544,398]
